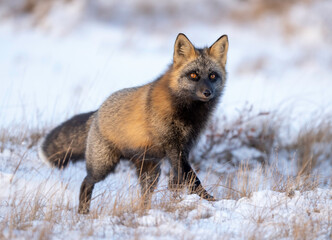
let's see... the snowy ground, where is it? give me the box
[1,0,332,239]
[1,145,331,239]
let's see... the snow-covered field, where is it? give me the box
[1,144,331,239]
[1,0,332,239]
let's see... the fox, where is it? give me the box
[39,33,229,214]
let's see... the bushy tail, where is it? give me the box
[39,111,96,169]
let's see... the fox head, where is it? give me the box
[169,33,229,103]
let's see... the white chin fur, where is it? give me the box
[38,137,54,168]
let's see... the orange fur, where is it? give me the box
[99,86,153,150]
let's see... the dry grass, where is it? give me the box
[285,117,332,175]
[192,106,332,189]
[191,105,280,167]
[0,0,320,34]
[0,107,331,239]
[230,0,312,21]
[1,151,330,239]
[0,124,46,153]
[3,0,331,49]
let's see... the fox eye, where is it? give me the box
[190,72,198,79]
[188,72,199,81]
[209,72,218,81]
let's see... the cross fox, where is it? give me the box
[39,33,229,214]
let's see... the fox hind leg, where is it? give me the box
[78,126,121,214]
[78,175,97,214]
[78,151,121,214]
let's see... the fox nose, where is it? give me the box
[203,89,212,97]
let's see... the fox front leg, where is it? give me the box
[167,149,215,201]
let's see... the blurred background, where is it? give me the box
[0,0,332,128]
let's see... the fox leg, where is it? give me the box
[134,159,161,206]
[78,175,97,214]
[78,124,121,214]
[78,149,120,214]
[167,149,215,201]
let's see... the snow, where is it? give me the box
[1,18,331,128]
[0,0,332,239]
[1,148,331,239]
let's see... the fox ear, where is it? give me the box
[208,35,229,66]
[173,33,196,66]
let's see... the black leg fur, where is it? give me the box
[78,175,96,214]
